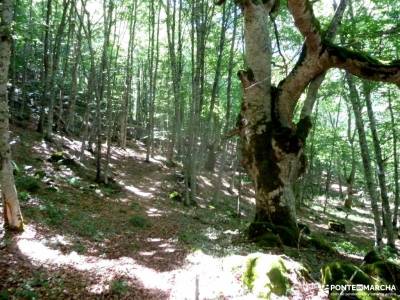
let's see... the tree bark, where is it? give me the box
[364,82,395,248]
[388,89,400,230]
[0,0,24,231]
[165,0,183,162]
[219,0,400,244]
[66,11,82,134]
[119,1,137,148]
[237,1,307,240]
[345,73,383,246]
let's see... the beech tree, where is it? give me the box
[217,0,400,243]
[0,0,24,231]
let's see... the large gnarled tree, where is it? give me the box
[219,0,400,243]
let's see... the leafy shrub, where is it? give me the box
[333,240,364,255]
[19,191,30,202]
[15,175,41,192]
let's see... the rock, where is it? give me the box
[48,151,77,167]
[363,249,383,264]
[363,261,400,289]
[328,220,346,233]
[242,255,301,298]
[321,262,373,287]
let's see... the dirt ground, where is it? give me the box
[1,125,399,299]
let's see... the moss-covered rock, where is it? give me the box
[242,254,309,298]
[243,257,258,291]
[48,151,77,167]
[266,261,291,296]
[321,262,373,287]
[363,249,383,264]
[363,261,400,289]
[328,220,346,233]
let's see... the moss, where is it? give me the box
[321,262,373,286]
[363,261,400,288]
[267,261,291,296]
[325,42,381,65]
[242,255,294,298]
[254,232,283,248]
[274,225,299,247]
[363,249,383,264]
[169,191,182,202]
[308,234,337,254]
[243,257,258,291]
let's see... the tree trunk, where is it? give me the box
[66,13,82,134]
[388,89,400,230]
[221,0,400,245]
[345,73,383,247]
[0,0,24,231]
[236,1,309,241]
[166,0,183,163]
[204,2,229,171]
[323,102,341,214]
[38,0,53,134]
[363,82,395,248]
[47,0,70,138]
[119,1,137,148]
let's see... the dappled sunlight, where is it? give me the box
[13,225,284,299]
[198,175,212,188]
[146,207,164,217]
[16,225,172,292]
[120,181,153,198]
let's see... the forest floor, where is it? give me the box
[0,124,399,299]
